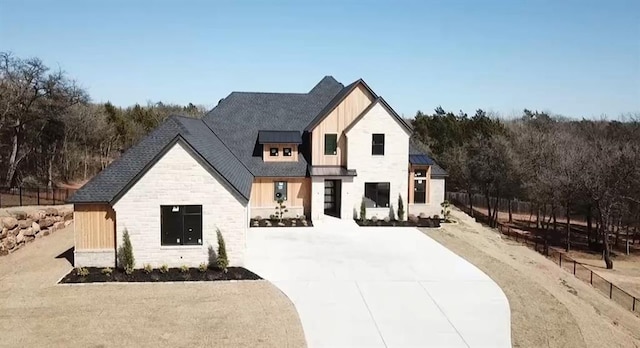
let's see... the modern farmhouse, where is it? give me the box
[69,77,447,267]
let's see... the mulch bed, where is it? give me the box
[59,267,262,284]
[355,218,441,228]
[250,218,313,228]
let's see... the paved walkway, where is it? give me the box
[245,219,511,348]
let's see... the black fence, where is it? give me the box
[0,187,75,208]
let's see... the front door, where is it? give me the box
[324,180,341,217]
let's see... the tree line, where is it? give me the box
[412,108,640,269]
[0,52,204,189]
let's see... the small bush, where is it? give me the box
[371,215,378,223]
[159,264,169,274]
[360,198,367,220]
[76,267,89,277]
[383,216,390,223]
[408,214,419,223]
[255,215,262,220]
[199,263,207,272]
[432,214,440,220]
[216,229,229,272]
[117,229,135,274]
[388,203,396,221]
[180,265,189,273]
[299,214,306,220]
[397,194,405,220]
[440,200,452,222]
[101,267,113,276]
[418,212,427,219]
[143,264,153,274]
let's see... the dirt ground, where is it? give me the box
[422,208,640,348]
[0,226,306,348]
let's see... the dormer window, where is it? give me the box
[270,148,279,156]
[283,147,292,157]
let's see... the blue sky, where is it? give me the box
[1,0,638,118]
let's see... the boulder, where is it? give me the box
[62,211,73,221]
[16,230,25,244]
[44,207,58,216]
[53,221,65,230]
[27,210,46,222]
[0,209,11,218]
[31,222,40,234]
[4,235,16,249]
[25,236,35,243]
[11,210,27,220]
[23,227,35,237]
[18,218,33,229]
[64,220,72,227]
[42,230,50,236]
[35,232,43,239]
[8,227,20,237]
[1,217,18,230]
[54,216,62,222]
[0,227,7,239]
[39,217,54,229]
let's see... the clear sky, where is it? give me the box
[1,0,639,118]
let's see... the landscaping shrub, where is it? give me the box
[388,203,396,221]
[408,214,419,223]
[360,198,367,220]
[397,194,405,220]
[440,200,452,222]
[159,264,169,274]
[76,267,89,277]
[383,216,390,223]
[143,263,153,274]
[199,263,207,272]
[371,215,378,223]
[117,229,135,275]
[274,199,288,222]
[101,267,113,276]
[180,265,189,273]
[216,229,229,272]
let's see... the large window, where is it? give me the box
[364,182,390,208]
[414,169,427,204]
[324,134,337,155]
[161,205,202,246]
[372,134,385,155]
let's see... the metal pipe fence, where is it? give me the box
[0,187,75,208]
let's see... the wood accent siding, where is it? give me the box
[408,165,431,204]
[263,144,299,162]
[74,204,116,250]
[311,84,375,166]
[250,177,311,208]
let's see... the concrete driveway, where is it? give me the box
[245,219,511,348]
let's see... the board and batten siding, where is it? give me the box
[310,84,374,166]
[250,177,311,218]
[73,203,117,267]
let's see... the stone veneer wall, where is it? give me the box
[0,206,73,255]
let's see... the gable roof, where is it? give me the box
[203,76,344,177]
[68,115,254,204]
[342,97,413,135]
[304,79,378,132]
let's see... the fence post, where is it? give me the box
[53,189,56,205]
[19,187,22,206]
[609,283,613,299]
[66,188,69,201]
[573,261,576,275]
[633,297,636,312]
[559,254,562,267]
[590,271,593,285]
[37,187,40,205]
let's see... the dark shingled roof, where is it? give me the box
[258,130,302,144]
[409,154,434,165]
[68,116,254,204]
[203,76,344,177]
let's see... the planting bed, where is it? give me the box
[59,267,262,283]
[250,218,313,228]
[355,218,441,228]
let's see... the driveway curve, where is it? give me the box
[245,220,511,348]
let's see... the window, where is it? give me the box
[283,147,292,157]
[372,134,385,155]
[324,134,337,155]
[414,179,426,204]
[414,169,427,178]
[161,205,202,246]
[270,147,279,156]
[364,182,390,208]
[274,181,288,201]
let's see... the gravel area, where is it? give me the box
[422,209,640,348]
[0,225,306,348]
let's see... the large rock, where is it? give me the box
[0,227,7,239]
[62,211,73,221]
[23,227,35,237]
[16,230,25,244]
[18,218,33,229]
[53,221,65,231]
[44,207,58,216]
[39,217,54,229]
[11,210,27,220]
[4,235,16,249]
[8,227,19,237]
[31,222,40,234]
[27,210,46,222]
[64,220,72,227]
[1,217,18,230]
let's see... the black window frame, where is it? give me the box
[269,147,279,156]
[414,179,426,204]
[372,134,385,155]
[161,205,203,246]
[283,147,292,157]
[324,133,337,155]
[364,182,390,208]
